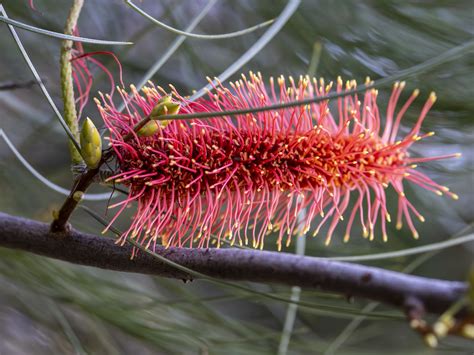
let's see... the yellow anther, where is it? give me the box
[324,236,332,246]
[433,321,450,337]
[461,324,474,339]
[363,227,369,238]
[424,334,438,348]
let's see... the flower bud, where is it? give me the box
[80,117,102,168]
[137,120,160,137]
[150,97,180,119]
[144,96,181,131]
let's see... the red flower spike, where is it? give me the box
[97,72,459,251]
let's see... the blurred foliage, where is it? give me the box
[0,0,473,353]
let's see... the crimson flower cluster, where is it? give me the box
[97,72,458,250]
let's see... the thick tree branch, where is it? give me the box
[1,212,468,316]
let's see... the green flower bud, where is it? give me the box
[153,102,181,117]
[158,95,172,104]
[150,97,180,119]
[139,96,181,132]
[137,120,160,137]
[80,117,102,169]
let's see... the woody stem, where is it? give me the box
[2,212,469,318]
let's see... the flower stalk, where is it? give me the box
[60,0,85,168]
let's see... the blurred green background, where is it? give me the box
[0,0,473,353]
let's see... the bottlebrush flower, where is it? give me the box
[96,72,459,251]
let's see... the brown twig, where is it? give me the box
[2,212,468,316]
[0,80,38,91]
[50,164,105,232]
[49,113,152,232]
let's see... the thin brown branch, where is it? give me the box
[2,212,468,316]
[50,165,103,232]
[0,80,38,91]
[50,114,153,232]
[50,127,142,232]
